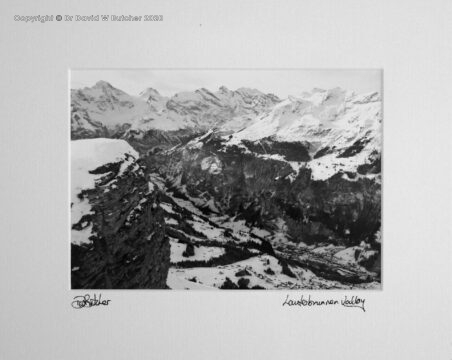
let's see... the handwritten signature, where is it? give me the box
[282,294,366,312]
[71,294,111,309]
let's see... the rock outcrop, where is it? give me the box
[71,139,170,289]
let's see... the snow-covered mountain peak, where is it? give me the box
[218,85,230,94]
[76,80,128,99]
[296,87,350,106]
[223,88,381,180]
[195,87,217,96]
[139,87,161,99]
[232,87,279,104]
[89,80,129,97]
[71,82,149,133]
[235,87,263,95]
[93,80,114,89]
[229,88,380,140]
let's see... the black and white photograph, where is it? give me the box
[2,1,451,359]
[71,69,382,290]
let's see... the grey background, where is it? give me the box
[1,1,451,359]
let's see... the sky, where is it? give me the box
[71,69,382,98]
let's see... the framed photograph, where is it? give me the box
[1,1,451,359]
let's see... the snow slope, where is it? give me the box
[72,82,281,136]
[226,87,382,180]
[167,254,379,290]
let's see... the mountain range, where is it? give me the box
[71,81,280,138]
[71,81,382,289]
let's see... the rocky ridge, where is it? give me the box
[71,139,170,289]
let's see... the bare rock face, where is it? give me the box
[71,139,170,289]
